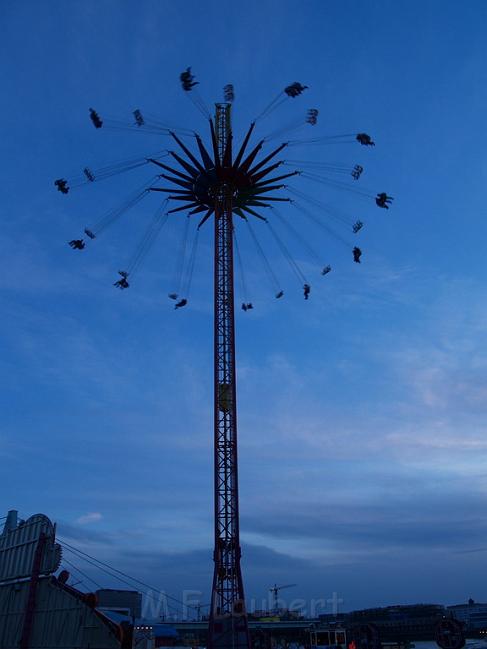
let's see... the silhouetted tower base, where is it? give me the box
[208,103,251,649]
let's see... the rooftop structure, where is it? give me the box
[0,510,128,649]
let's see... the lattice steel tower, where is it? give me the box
[209,103,249,649]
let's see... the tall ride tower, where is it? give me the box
[61,72,389,649]
[209,103,250,649]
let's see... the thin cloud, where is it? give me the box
[75,512,103,525]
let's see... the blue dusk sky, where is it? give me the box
[1,0,487,616]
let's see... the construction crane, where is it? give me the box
[196,602,211,622]
[269,583,297,613]
[58,68,392,649]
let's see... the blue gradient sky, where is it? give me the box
[1,0,487,615]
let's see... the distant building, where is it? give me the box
[448,599,487,631]
[346,603,446,641]
[97,588,142,619]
